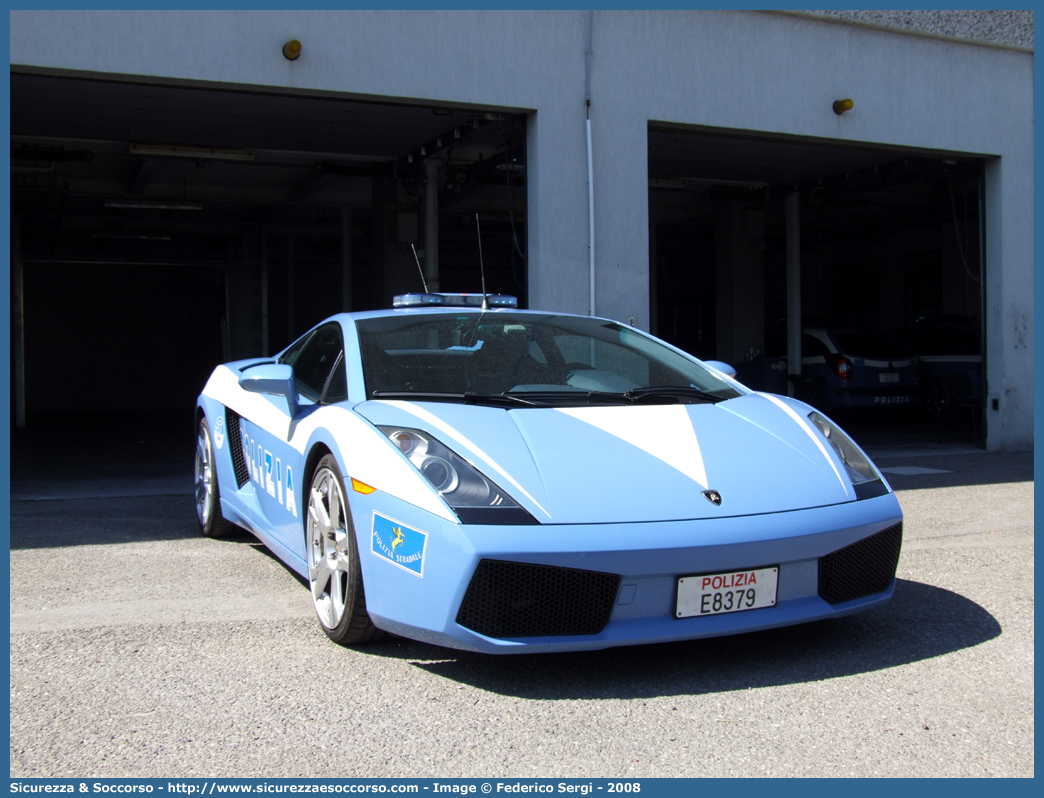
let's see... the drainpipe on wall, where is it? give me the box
[585,10,595,316]
[977,163,988,448]
[785,192,801,398]
[425,159,440,293]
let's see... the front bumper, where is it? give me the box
[349,491,903,654]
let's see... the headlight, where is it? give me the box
[808,412,883,488]
[419,455,458,493]
[378,427,530,517]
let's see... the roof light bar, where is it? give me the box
[393,293,518,309]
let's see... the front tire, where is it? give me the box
[306,455,381,645]
[195,417,232,538]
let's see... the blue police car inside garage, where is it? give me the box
[735,328,923,411]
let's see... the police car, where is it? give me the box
[195,293,903,653]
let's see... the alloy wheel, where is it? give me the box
[194,425,214,528]
[307,467,351,630]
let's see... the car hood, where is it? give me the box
[356,393,856,524]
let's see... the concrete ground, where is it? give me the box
[8,412,1034,778]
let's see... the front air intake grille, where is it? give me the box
[224,408,250,488]
[819,523,903,605]
[457,560,621,638]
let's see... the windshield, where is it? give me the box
[356,312,744,404]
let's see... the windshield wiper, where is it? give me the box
[370,391,548,408]
[623,386,725,404]
[372,388,727,407]
[503,390,636,405]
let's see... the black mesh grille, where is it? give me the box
[457,560,621,638]
[819,523,902,605]
[224,408,250,488]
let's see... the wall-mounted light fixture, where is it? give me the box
[283,39,302,60]
[833,98,854,115]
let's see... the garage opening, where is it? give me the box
[11,69,529,426]
[648,124,986,450]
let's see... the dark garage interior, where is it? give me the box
[11,69,529,420]
[648,123,987,448]
[11,70,986,455]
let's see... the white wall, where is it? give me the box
[10,10,1033,449]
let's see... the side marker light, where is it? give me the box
[351,478,377,494]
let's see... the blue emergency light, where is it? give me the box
[392,293,518,309]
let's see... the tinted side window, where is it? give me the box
[322,353,348,404]
[292,323,344,402]
[907,328,980,356]
[279,331,314,366]
[834,332,914,359]
[802,335,830,358]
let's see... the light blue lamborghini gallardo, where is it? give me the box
[194,293,903,654]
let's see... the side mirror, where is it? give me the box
[239,363,298,417]
[703,360,737,378]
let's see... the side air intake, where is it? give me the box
[819,523,903,605]
[457,559,620,638]
[224,408,250,488]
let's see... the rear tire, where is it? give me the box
[306,454,382,645]
[195,417,232,538]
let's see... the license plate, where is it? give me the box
[879,373,899,383]
[676,567,778,618]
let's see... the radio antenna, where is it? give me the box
[475,212,489,311]
[410,243,429,293]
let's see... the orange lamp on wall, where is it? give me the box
[833,98,854,115]
[283,39,302,61]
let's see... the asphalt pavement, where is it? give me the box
[8,412,1034,778]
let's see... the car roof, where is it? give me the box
[343,306,591,322]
